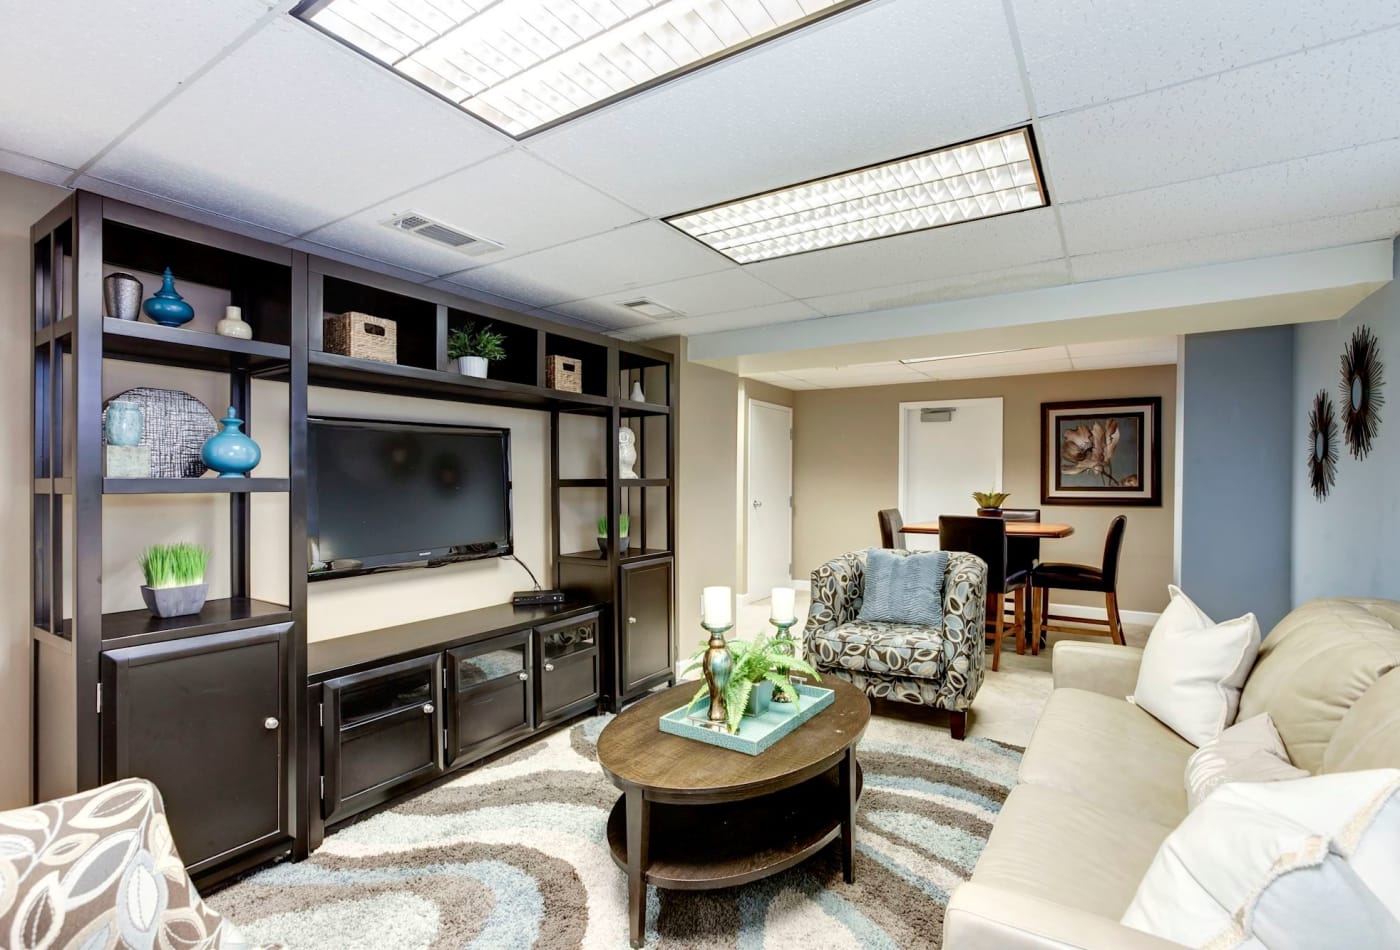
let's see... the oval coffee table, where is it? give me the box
[597,678,871,947]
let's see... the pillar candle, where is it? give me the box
[770,587,796,622]
[701,586,732,628]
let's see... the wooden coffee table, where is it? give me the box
[597,678,871,947]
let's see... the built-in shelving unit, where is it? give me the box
[30,189,676,885]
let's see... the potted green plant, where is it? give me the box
[139,543,210,618]
[597,513,629,554]
[972,490,1011,515]
[447,322,507,379]
[684,634,822,734]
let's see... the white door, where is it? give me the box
[898,398,1003,551]
[747,401,793,595]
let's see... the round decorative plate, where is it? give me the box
[1339,324,1385,460]
[1307,388,1338,501]
[103,388,217,478]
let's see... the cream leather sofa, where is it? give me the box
[943,597,1400,949]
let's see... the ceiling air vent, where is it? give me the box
[620,298,682,320]
[382,211,502,258]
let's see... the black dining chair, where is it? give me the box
[938,515,1029,672]
[979,508,1042,654]
[1030,515,1128,654]
[877,509,904,549]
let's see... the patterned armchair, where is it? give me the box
[0,778,279,949]
[805,549,988,739]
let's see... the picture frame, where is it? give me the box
[1041,397,1162,507]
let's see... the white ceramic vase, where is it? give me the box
[458,356,488,378]
[215,306,253,339]
[618,426,638,478]
[630,381,645,402]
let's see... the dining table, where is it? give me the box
[901,521,1075,539]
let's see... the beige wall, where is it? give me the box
[792,365,1177,613]
[1,174,70,807]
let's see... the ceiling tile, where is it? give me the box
[89,20,509,236]
[746,208,1065,299]
[1014,0,1400,115]
[1069,205,1400,281]
[1066,337,1179,358]
[803,260,1071,316]
[925,357,1074,380]
[525,0,1027,216]
[1059,140,1400,257]
[1041,29,1400,202]
[1068,354,1177,371]
[622,300,822,341]
[441,220,729,307]
[304,150,645,274]
[549,269,792,326]
[0,0,277,169]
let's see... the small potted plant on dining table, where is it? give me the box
[139,543,210,618]
[447,321,507,379]
[684,633,822,735]
[973,490,1011,516]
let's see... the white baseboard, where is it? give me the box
[792,579,810,593]
[1048,603,1160,627]
[740,579,810,603]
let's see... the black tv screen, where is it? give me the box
[307,418,512,579]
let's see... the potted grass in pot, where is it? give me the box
[139,543,210,618]
[597,513,629,554]
[447,322,507,379]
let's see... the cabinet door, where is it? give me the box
[101,623,291,874]
[322,654,441,825]
[447,631,533,767]
[537,612,600,723]
[620,558,674,697]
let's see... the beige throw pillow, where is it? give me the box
[1185,712,1308,810]
[1131,585,1260,746]
[1122,769,1400,949]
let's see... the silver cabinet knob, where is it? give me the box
[422,703,435,715]
[628,616,637,624]
[263,717,279,730]
[544,663,555,672]
[517,671,528,681]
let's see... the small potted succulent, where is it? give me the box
[973,490,1011,516]
[684,634,822,734]
[139,543,210,618]
[447,322,507,378]
[597,513,629,554]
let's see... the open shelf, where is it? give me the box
[448,307,539,387]
[75,597,294,647]
[621,477,670,487]
[559,547,671,564]
[103,477,290,494]
[620,401,671,417]
[559,477,608,488]
[103,319,290,372]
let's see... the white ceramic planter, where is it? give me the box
[458,356,489,378]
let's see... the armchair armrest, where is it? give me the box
[1051,642,1145,699]
[803,551,866,655]
[944,883,1186,950]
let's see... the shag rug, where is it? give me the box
[213,714,1021,949]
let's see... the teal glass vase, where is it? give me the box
[201,408,261,478]
[142,267,194,327]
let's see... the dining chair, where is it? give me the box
[980,508,1042,653]
[877,508,904,549]
[938,515,1029,672]
[1030,515,1128,654]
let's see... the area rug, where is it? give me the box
[212,714,1021,949]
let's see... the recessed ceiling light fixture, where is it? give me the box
[667,127,1048,264]
[294,0,874,139]
[899,348,1023,365]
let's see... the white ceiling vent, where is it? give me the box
[620,299,683,320]
[382,211,502,258]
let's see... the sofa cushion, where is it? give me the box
[1018,687,1193,827]
[856,547,947,625]
[1238,598,1400,773]
[1326,669,1400,774]
[972,783,1174,920]
[809,619,946,678]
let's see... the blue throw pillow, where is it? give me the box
[857,548,948,626]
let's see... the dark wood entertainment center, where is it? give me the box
[29,191,676,886]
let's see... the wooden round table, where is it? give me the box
[597,678,870,947]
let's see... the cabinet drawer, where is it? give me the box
[340,707,439,799]
[447,630,533,767]
[539,641,599,722]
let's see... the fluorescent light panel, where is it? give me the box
[899,348,1023,365]
[298,0,868,138]
[667,128,1047,264]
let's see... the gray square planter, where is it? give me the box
[141,583,208,619]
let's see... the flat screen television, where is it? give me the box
[307,417,512,580]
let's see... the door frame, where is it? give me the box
[745,398,794,599]
[896,397,1005,519]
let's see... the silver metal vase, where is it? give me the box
[103,272,144,321]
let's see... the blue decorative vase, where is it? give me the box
[201,408,261,478]
[105,400,144,447]
[142,268,195,327]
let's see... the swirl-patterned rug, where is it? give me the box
[212,714,1020,949]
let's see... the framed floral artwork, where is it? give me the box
[1041,398,1162,506]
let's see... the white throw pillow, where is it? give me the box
[1122,769,1400,949]
[1131,585,1260,746]
[1185,713,1308,810]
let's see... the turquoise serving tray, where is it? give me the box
[658,684,835,755]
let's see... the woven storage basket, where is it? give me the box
[546,354,583,393]
[324,311,397,363]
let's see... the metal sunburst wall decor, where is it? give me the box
[1339,324,1385,460]
[1307,389,1339,501]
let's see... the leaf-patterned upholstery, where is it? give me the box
[0,778,280,950]
[804,550,988,712]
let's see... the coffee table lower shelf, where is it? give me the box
[605,763,865,890]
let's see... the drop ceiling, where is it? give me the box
[2,0,1398,360]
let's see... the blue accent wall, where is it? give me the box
[1181,326,1295,632]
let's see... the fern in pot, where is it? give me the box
[683,633,822,734]
[139,543,210,618]
[597,513,629,554]
[447,322,507,379]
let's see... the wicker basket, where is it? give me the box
[546,354,583,393]
[324,312,397,364]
